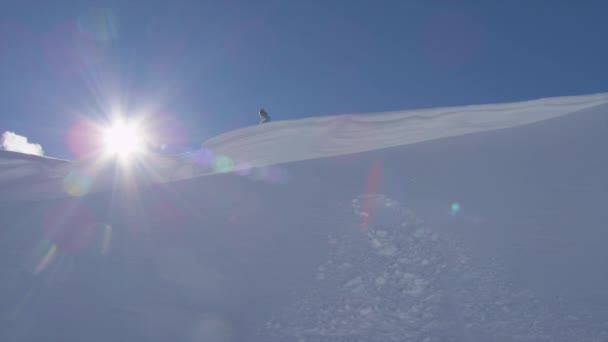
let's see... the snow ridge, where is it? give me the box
[204,93,608,169]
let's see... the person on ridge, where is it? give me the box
[259,108,271,124]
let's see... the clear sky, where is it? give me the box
[1,1,607,159]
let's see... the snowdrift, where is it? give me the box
[1,93,608,341]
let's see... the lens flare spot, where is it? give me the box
[65,120,104,159]
[34,243,57,275]
[238,163,290,184]
[191,148,214,167]
[213,155,234,173]
[101,225,112,254]
[450,202,461,215]
[63,170,93,197]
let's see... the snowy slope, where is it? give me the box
[3,93,608,202]
[1,93,608,341]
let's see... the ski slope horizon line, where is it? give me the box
[2,91,608,201]
[0,92,608,163]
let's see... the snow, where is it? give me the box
[2,93,608,341]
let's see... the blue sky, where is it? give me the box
[1,1,607,159]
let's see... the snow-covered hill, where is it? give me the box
[1,93,608,341]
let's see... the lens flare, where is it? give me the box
[34,243,57,275]
[361,160,383,228]
[201,149,290,184]
[213,155,234,173]
[450,202,461,215]
[63,170,94,197]
[65,120,104,159]
[191,148,214,167]
[102,118,147,158]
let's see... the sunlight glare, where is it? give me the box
[103,119,146,158]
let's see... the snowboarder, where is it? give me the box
[259,108,271,124]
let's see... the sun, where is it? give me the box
[102,119,147,158]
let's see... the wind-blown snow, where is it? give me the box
[1,93,608,341]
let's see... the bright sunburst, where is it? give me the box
[102,119,146,158]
